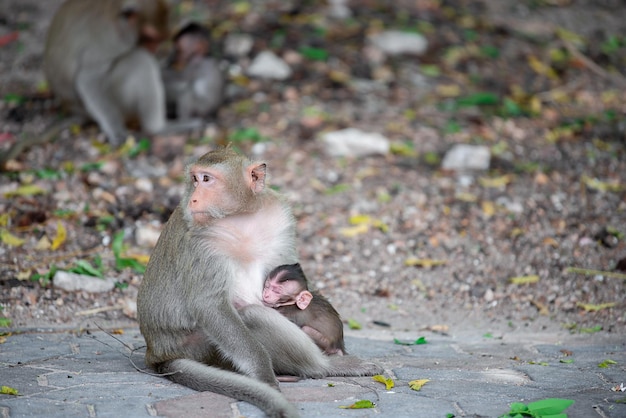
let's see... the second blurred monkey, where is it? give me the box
[162,22,225,121]
[43,0,169,145]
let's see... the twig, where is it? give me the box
[76,305,124,316]
[560,39,626,89]
[565,267,626,280]
[93,322,178,377]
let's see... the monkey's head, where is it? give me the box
[184,147,267,225]
[263,264,312,309]
[121,0,170,52]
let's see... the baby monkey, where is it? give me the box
[162,22,225,121]
[263,264,346,356]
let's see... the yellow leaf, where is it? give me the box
[481,201,495,217]
[390,143,418,157]
[0,229,25,247]
[0,386,19,396]
[0,213,8,227]
[50,221,67,251]
[3,184,47,198]
[405,258,447,268]
[436,84,461,97]
[373,375,394,390]
[510,228,524,238]
[582,175,622,193]
[509,275,540,285]
[455,192,477,202]
[349,215,372,225]
[527,55,558,80]
[408,379,430,391]
[529,95,542,114]
[479,175,513,188]
[577,302,616,312]
[124,253,151,264]
[340,224,369,238]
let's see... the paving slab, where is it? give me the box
[0,328,624,417]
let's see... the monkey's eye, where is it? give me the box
[202,174,211,182]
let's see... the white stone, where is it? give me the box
[247,51,292,80]
[54,271,116,293]
[327,0,352,19]
[441,144,491,171]
[224,33,254,57]
[321,128,390,158]
[369,30,428,56]
[135,224,162,248]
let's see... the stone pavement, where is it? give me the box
[0,326,624,418]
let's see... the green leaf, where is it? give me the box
[300,46,329,61]
[339,400,375,409]
[70,260,103,278]
[34,168,62,180]
[127,138,151,158]
[0,386,19,396]
[527,398,574,415]
[394,337,427,345]
[455,92,499,107]
[115,257,146,274]
[0,317,12,327]
[598,359,617,368]
[112,230,125,258]
[80,162,103,172]
[347,318,361,330]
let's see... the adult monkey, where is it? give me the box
[43,0,169,145]
[137,147,382,417]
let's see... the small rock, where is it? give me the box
[224,33,254,57]
[135,178,153,193]
[135,224,162,248]
[441,144,491,171]
[321,128,390,158]
[327,0,352,19]
[247,51,292,80]
[369,30,428,56]
[54,271,116,293]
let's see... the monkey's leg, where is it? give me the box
[239,305,332,377]
[113,49,166,135]
[160,358,300,418]
[75,69,127,145]
[241,306,383,378]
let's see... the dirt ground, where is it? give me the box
[1,0,625,340]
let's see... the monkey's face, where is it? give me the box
[263,272,307,308]
[187,167,234,223]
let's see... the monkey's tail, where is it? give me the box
[161,358,300,418]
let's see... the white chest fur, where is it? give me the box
[210,202,296,306]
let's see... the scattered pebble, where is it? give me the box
[320,128,390,158]
[441,144,491,171]
[369,30,428,56]
[224,33,254,57]
[53,271,116,293]
[247,51,292,80]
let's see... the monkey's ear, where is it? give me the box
[248,163,266,193]
[296,290,313,310]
